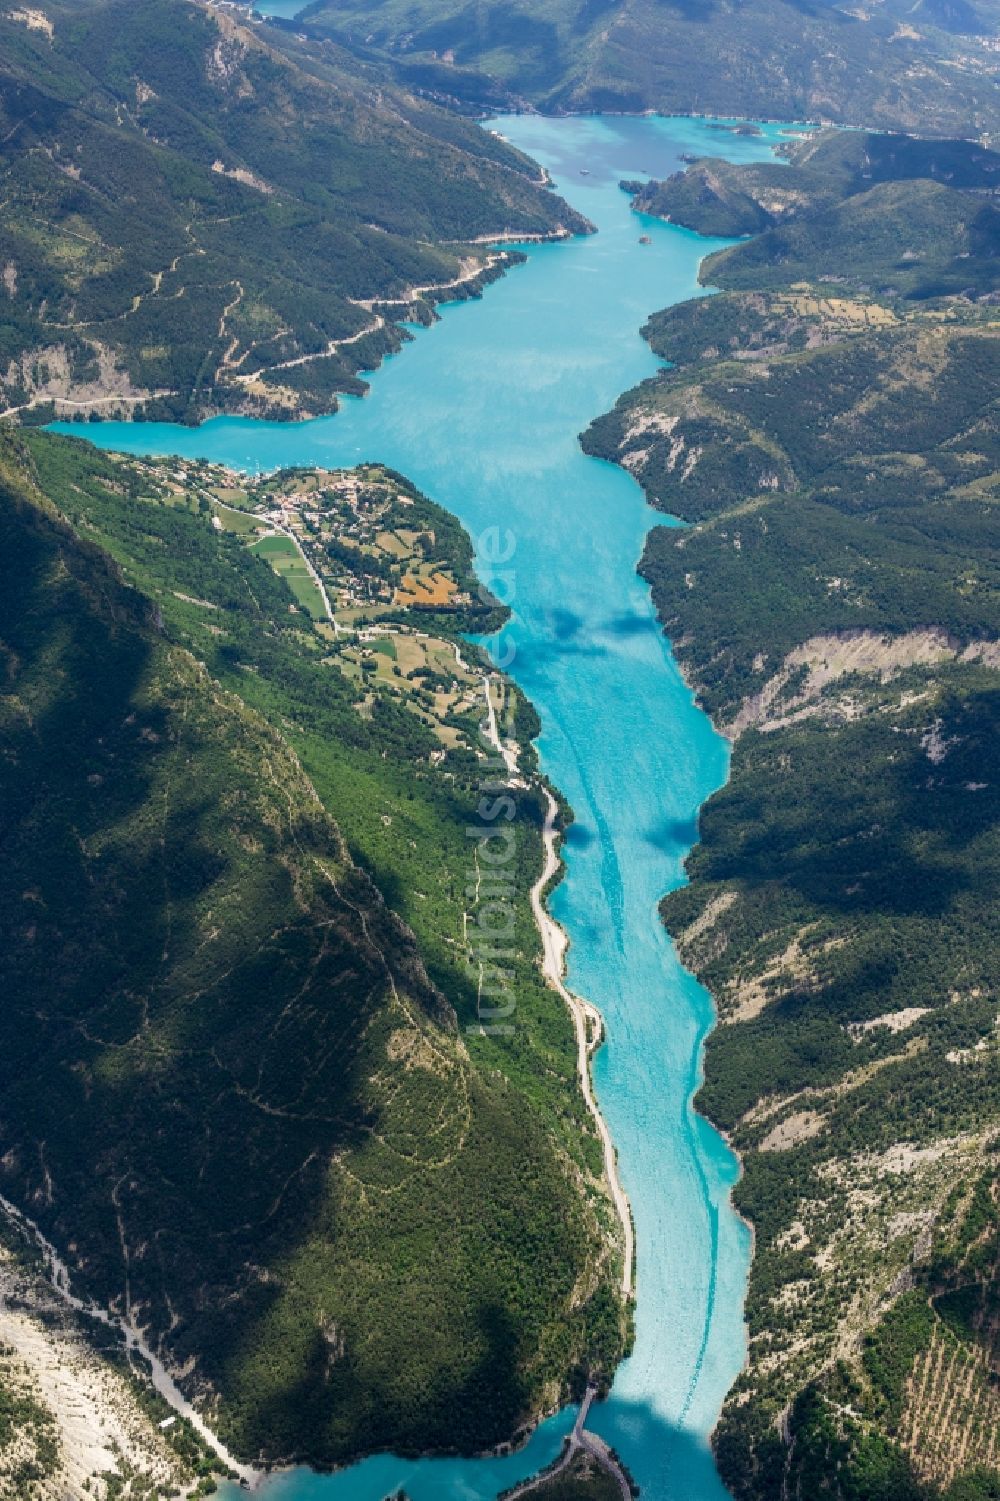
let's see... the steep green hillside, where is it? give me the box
[624,129,1000,301]
[627,130,1000,238]
[0,0,586,424]
[301,0,1000,137]
[587,314,1000,713]
[584,182,1000,1498]
[700,179,1000,300]
[0,428,628,1466]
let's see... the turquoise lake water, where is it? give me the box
[253,0,309,16]
[52,113,792,1501]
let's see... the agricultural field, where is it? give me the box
[129,457,519,760]
[250,533,326,619]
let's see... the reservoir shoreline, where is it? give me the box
[531,786,635,1299]
[49,111,795,1501]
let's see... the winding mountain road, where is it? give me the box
[530,788,634,1299]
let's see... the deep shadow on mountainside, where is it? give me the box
[584,135,1000,1501]
[0,426,630,1467]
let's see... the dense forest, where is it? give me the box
[585,138,1000,1501]
[0,427,629,1465]
[617,130,1000,307]
[627,130,1000,239]
[521,1450,627,1499]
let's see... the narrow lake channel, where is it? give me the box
[54,111,794,1501]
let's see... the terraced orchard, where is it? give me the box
[902,1322,1000,1486]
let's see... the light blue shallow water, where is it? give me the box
[52,114,791,1501]
[253,0,309,17]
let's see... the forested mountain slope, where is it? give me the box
[622,129,1000,302]
[629,129,1000,238]
[0,428,629,1466]
[584,148,1000,1501]
[0,0,586,423]
[301,0,1000,138]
